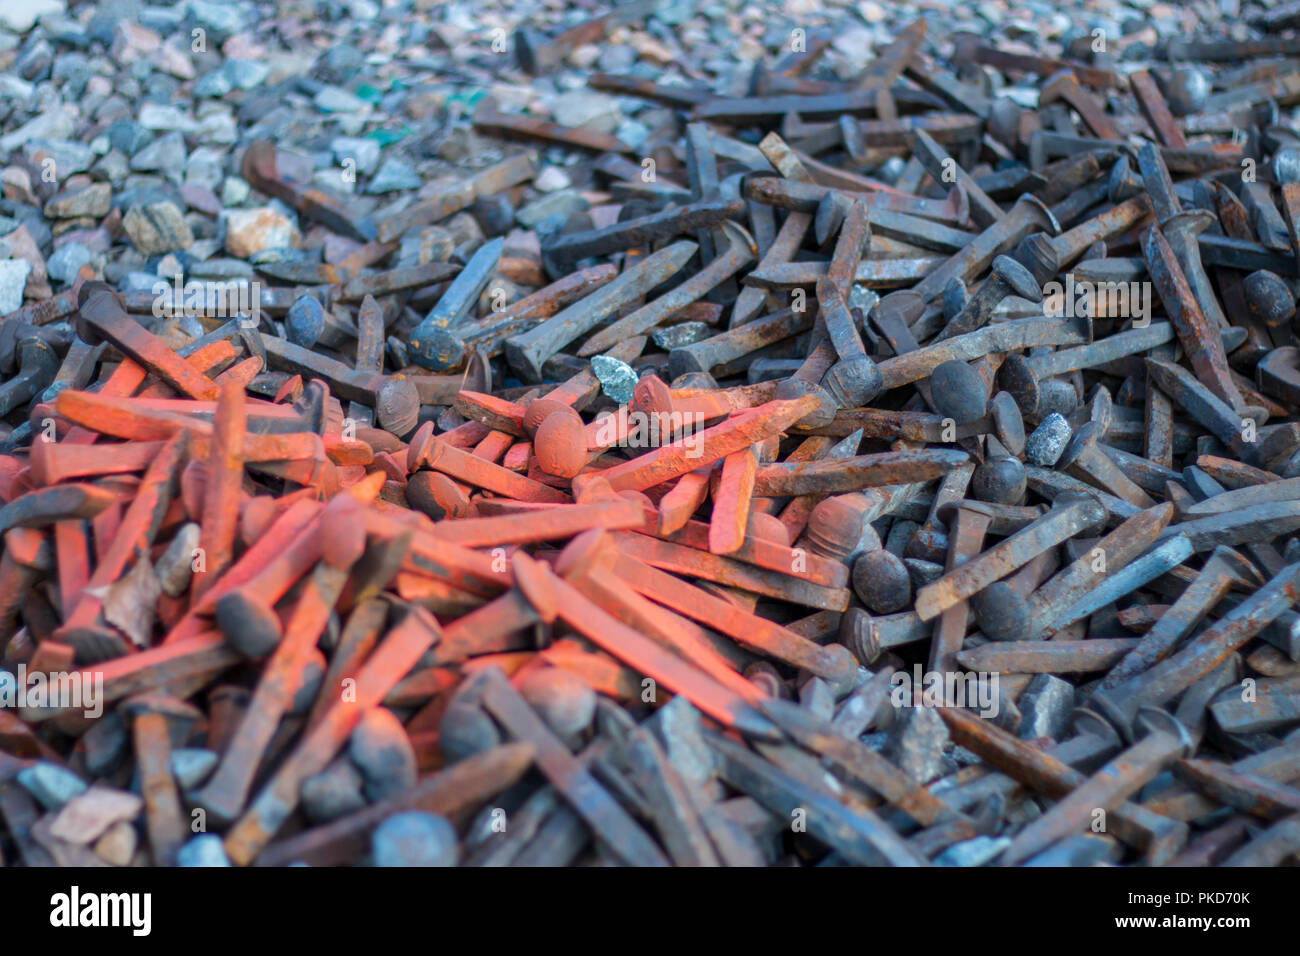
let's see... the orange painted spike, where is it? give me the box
[214,356,264,390]
[709,447,758,555]
[543,563,774,737]
[571,394,820,496]
[194,380,247,599]
[420,437,570,504]
[60,432,190,635]
[657,467,712,536]
[273,374,304,404]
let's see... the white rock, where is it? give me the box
[48,786,142,844]
[224,206,296,257]
[859,1,886,23]
[0,0,65,34]
[0,258,32,313]
[550,90,620,133]
[533,166,571,193]
[0,106,75,153]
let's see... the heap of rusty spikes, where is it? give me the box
[7,11,1300,870]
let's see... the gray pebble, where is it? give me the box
[935,835,1013,867]
[884,705,950,785]
[131,130,186,175]
[177,834,232,867]
[366,157,420,194]
[516,190,588,228]
[17,762,88,810]
[0,259,32,314]
[592,354,637,404]
[171,747,218,790]
[371,811,458,867]
[1017,674,1075,741]
[1024,412,1072,467]
[651,321,711,350]
[647,696,714,786]
[47,242,91,284]
[315,86,369,114]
